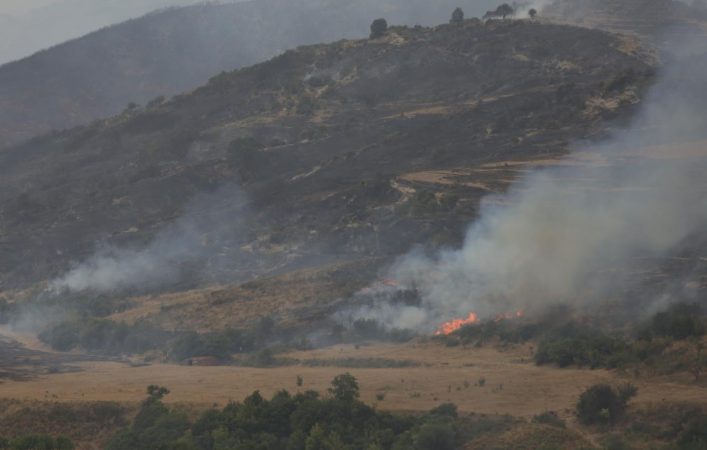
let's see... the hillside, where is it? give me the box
[0,20,655,292]
[0,0,210,66]
[2,15,707,450]
[543,0,707,38]
[0,0,502,147]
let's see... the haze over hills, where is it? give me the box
[0,0,225,65]
[0,4,707,449]
[544,0,707,37]
[0,20,655,293]
[0,0,500,148]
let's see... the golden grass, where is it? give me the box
[2,341,705,420]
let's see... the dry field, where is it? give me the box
[1,340,705,422]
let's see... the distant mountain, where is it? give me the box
[0,0,213,65]
[543,0,707,37]
[0,0,499,147]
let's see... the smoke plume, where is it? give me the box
[49,185,248,294]
[353,30,707,331]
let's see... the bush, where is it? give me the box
[39,322,79,352]
[370,18,388,39]
[450,8,464,24]
[576,384,637,425]
[532,411,566,428]
[677,410,707,449]
[413,421,457,450]
[39,319,171,355]
[0,434,74,450]
[534,329,632,369]
[170,328,255,362]
[106,386,190,450]
[644,303,705,340]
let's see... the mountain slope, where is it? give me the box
[0,0,212,66]
[543,0,707,38]
[0,20,656,291]
[0,0,501,147]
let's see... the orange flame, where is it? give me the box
[435,310,525,335]
[435,312,479,335]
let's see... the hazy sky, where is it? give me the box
[0,0,59,15]
[0,0,223,65]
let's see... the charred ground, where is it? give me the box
[0,20,655,292]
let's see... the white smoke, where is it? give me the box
[354,30,707,331]
[49,185,248,294]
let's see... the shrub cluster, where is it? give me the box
[534,303,706,370]
[39,318,265,362]
[576,383,638,425]
[0,435,74,450]
[39,319,172,354]
[534,329,632,369]
[106,374,466,450]
[170,328,255,362]
[640,303,706,340]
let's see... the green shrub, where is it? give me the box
[328,373,359,402]
[170,328,255,362]
[39,322,79,352]
[576,384,637,425]
[104,377,471,450]
[532,411,566,428]
[0,434,74,450]
[676,410,707,449]
[644,303,705,340]
[370,18,388,39]
[39,318,171,354]
[413,421,457,450]
[450,8,464,24]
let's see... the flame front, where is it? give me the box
[435,312,479,335]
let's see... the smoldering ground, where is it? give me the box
[344,30,707,332]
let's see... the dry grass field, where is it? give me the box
[1,340,704,419]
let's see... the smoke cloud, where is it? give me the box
[351,30,707,331]
[49,185,248,294]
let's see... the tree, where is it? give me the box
[328,373,360,401]
[450,8,464,24]
[414,422,457,450]
[497,3,514,19]
[370,18,388,39]
[146,385,170,404]
[529,8,537,19]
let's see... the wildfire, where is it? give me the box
[434,310,525,336]
[434,312,479,335]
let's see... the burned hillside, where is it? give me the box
[0,20,656,293]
